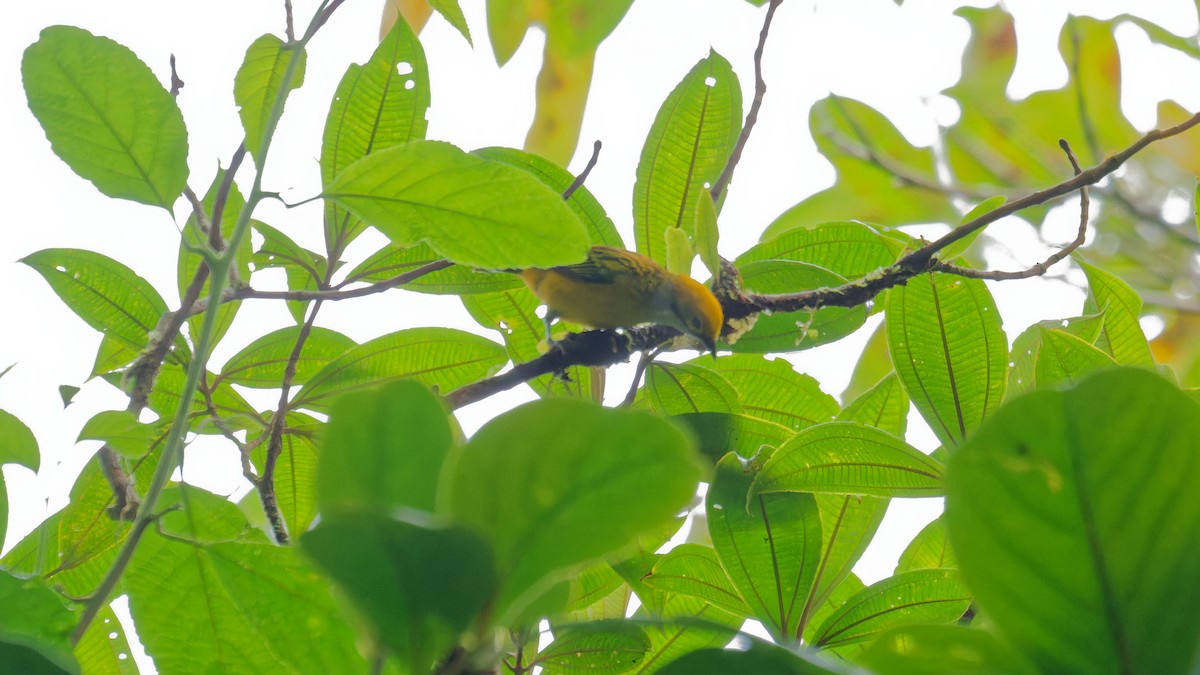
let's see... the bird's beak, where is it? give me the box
[703,335,718,360]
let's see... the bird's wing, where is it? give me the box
[550,247,642,285]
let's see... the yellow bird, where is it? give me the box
[520,245,724,356]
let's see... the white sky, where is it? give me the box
[2,0,1199,665]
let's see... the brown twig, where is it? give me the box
[563,140,602,200]
[257,299,323,544]
[620,347,665,408]
[169,54,184,98]
[710,0,782,203]
[231,259,455,303]
[935,139,1090,280]
[284,0,296,42]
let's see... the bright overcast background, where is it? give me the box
[3,0,1199,667]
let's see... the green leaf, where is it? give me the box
[1034,327,1117,390]
[664,226,695,275]
[485,0,532,66]
[940,195,1007,260]
[250,222,327,323]
[302,515,493,673]
[842,323,893,403]
[321,15,429,246]
[641,362,741,415]
[430,0,472,45]
[461,287,596,400]
[811,569,971,649]
[656,640,846,675]
[945,368,1200,674]
[739,221,902,275]
[561,562,626,615]
[754,422,943,498]
[707,452,822,642]
[220,326,355,388]
[125,488,366,674]
[726,261,867,353]
[837,372,909,437]
[0,571,80,674]
[634,594,742,672]
[670,412,794,466]
[472,147,623,247]
[325,140,591,269]
[896,517,956,573]
[292,327,507,412]
[761,98,956,238]
[344,242,522,295]
[77,410,157,458]
[643,544,750,617]
[446,399,703,625]
[798,495,888,637]
[860,625,1037,675]
[1006,313,1105,398]
[0,410,39,472]
[177,169,251,348]
[694,194,721,280]
[707,354,840,431]
[22,25,187,209]
[535,621,651,674]
[22,249,188,364]
[476,288,603,402]
[634,52,741,265]
[234,34,305,165]
[317,380,450,516]
[1,461,133,596]
[115,364,256,432]
[58,385,80,408]
[73,604,137,675]
[1079,260,1154,367]
[886,272,1007,447]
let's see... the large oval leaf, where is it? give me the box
[707,452,822,642]
[810,569,971,649]
[220,326,355,389]
[754,422,943,498]
[446,399,703,626]
[325,140,590,269]
[886,272,1007,447]
[726,261,867,353]
[946,368,1200,674]
[22,249,189,364]
[634,51,741,265]
[321,16,430,246]
[473,146,623,247]
[22,26,188,209]
[235,34,306,165]
[738,220,902,275]
[292,327,506,412]
[706,355,839,431]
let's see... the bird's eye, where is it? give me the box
[690,317,702,330]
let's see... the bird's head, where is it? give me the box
[669,275,724,357]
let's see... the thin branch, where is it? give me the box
[448,112,1200,410]
[563,140,602,199]
[284,0,296,42]
[446,327,679,409]
[710,0,782,202]
[620,347,664,408]
[936,139,1090,280]
[258,299,323,545]
[169,54,184,98]
[821,128,1001,201]
[235,259,455,303]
